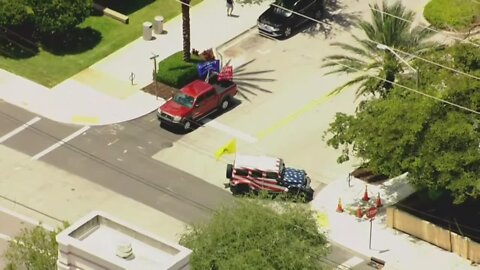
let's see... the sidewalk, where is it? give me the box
[0,145,186,243]
[0,0,268,126]
[311,174,479,270]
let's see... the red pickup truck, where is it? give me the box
[157,75,238,130]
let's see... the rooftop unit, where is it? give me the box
[56,211,191,270]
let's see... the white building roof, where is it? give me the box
[56,211,191,270]
[233,154,282,172]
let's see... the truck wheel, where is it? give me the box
[183,120,191,130]
[226,164,233,179]
[220,98,230,111]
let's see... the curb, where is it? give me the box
[215,25,257,67]
[0,205,55,232]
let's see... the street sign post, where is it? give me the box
[366,207,378,249]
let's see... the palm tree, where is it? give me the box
[322,0,434,99]
[181,0,191,62]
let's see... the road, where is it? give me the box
[0,101,374,269]
[0,101,232,224]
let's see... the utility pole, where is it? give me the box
[150,53,159,99]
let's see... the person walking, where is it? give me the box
[226,0,234,16]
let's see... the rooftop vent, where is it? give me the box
[116,242,135,260]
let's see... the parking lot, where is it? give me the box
[151,2,372,192]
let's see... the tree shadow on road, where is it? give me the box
[223,58,276,102]
[302,0,361,39]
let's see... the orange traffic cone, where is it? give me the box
[362,185,370,201]
[336,198,344,213]
[355,206,363,218]
[376,192,383,208]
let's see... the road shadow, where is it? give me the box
[0,27,39,59]
[223,58,276,102]
[302,0,361,39]
[95,0,154,15]
[41,27,102,55]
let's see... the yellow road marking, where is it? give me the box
[255,92,335,140]
[71,115,99,125]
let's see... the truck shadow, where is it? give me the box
[159,98,243,135]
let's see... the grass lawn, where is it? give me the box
[424,0,480,31]
[0,0,202,87]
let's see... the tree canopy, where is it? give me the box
[3,223,68,270]
[180,199,330,270]
[322,0,434,98]
[0,0,32,28]
[324,43,480,204]
[29,0,92,35]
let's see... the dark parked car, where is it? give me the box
[257,0,325,38]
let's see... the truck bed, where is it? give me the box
[208,75,236,95]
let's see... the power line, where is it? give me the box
[271,2,480,82]
[261,3,480,113]
[0,111,217,216]
[369,40,480,81]
[330,59,480,115]
[0,110,357,269]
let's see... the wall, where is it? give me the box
[387,207,480,264]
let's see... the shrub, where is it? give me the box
[156,51,205,89]
[423,0,480,31]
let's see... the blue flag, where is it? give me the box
[197,60,220,79]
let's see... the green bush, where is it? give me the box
[424,0,480,31]
[156,51,205,89]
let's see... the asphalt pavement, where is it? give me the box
[0,101,375,269]
[0,102,232,224]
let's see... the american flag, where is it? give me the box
[283,168,306,187]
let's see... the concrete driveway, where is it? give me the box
[151,1,370,191]
[151,0,433,192]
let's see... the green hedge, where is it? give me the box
[156,51,205,89]
[424,0,480,31]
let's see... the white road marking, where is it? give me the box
[32,126,90,160]
[337,256,364,269]
[202,119,258,143]
[107,138,119,146]
[0,116,41,143]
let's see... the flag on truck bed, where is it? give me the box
[218,65,233,81]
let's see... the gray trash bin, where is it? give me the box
[153,16,164,34]
[142,21,153,40]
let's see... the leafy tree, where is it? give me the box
[28,0,92,35]
[180,199,330,270]
[0,0,32,28]
[322,0,434,98]
[323,43,480,204]
[181,0,191,61]
[3,223,68,270]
